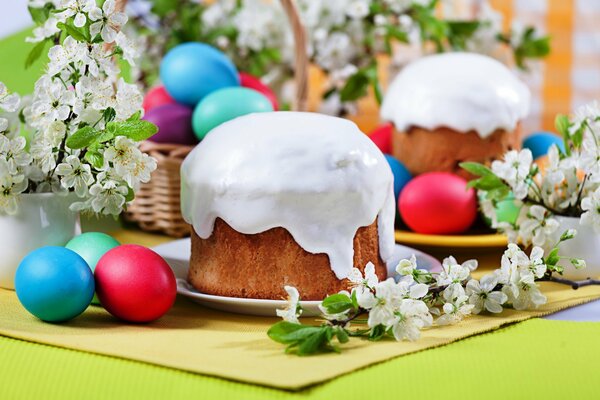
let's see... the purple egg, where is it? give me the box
[143,104,198,145]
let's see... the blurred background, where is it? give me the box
[1,0,598,134]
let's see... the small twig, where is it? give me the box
[539,275,600,290]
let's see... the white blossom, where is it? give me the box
[114,78,143,120]
[88,176,128,215]
[56,155,94,197]
[0,83,20,113]
[390,299,432,341]
[276,285,301,323]
[491,149,533,199]
[0,160,28,214]
[518,205,559,247]
[115,32,140,66]
[466,274,507,314]
[581,187,600,233]
[89,0,128,43]
[436,284,474,325]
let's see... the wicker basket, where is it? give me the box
[124,0,309,237]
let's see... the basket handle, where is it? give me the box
[280,0,309,112]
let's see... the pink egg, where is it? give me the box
[143,85,176,113]
[95,245,177,323]
[369,123,393,154]
[239,72,278,111]
[143,104,198,145]
[399,172,477,234]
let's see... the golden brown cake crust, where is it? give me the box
[392,124,522,179]
[188,218,387,300]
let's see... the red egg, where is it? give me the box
[95,245,177,323]
[239,72,278,111]
[143,85,176,113]
[369,123,393,154]
[398,172,477,234]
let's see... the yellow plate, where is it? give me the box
[395,230,508,248]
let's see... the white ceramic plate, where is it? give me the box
[153,238,441,317]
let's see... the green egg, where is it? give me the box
[495,195,520,225]
[66,232,120,305]
[192,87,274,140]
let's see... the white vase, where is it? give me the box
[546,216,600,280]
[0,193,80,289]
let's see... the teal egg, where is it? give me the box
[66,232,120,305]
[192,87,273,140]
[495,195,520,225]
[480,193,520,226]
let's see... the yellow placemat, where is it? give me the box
[1,281,600,390]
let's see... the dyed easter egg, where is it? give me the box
[160,42,240,106]
[192,87,273,140]
[240,72,278,111]
[522,132,565,160]
[142,85,176,113]
[15,247,94,322]
[66,232,120,305]
[369,123,393,154]
[143,104,197,145]
[496,193,520,225]
[384,154,412,201]
[95,245,176,323]
[399,172,477,234]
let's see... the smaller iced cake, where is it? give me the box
[381,52,530,178]
[180,112,396,300]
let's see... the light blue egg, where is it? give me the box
[160,42,240,106]
[384,154,412,201]
[15,247,94,322]
[523,132,565,160]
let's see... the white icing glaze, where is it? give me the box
[180,112,396,280]
[381,52,531,138]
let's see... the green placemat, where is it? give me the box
[1,319,599,399]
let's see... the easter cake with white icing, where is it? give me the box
[381,52,531,178]
[180,112,395,300]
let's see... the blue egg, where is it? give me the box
[160,42,240,106]
[384,154,412,201]
[523,132,565,160]
[15,247,94,322]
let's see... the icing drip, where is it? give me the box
[180,112,396,280]
[381,52,531,138]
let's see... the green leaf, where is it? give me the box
[66,126,98,149]
[25,39,49,69]
[335,327,349,344]
[297,328,329,355]
[545,248,560,267]
[467,174,507,191]
[84,151,104,169]
[103,107,116,124]
[340,71,369,102]
[267,322,320,344]
[96,130,115,143]
[321,293,354,315]
[107,120,158,141]
[29,5,52,25]
[125,186,135,202]
[459,162,493,177]
[127,110,142,121]
[57,22,89,42]
[555,114,570,137]
[369,324,386,341]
